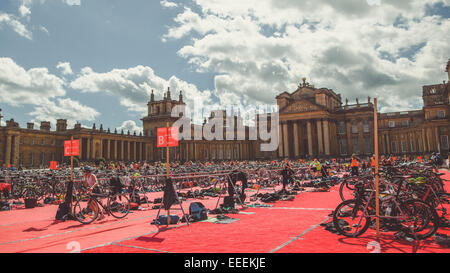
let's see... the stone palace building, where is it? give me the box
[0,60,449,167]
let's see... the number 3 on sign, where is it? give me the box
[67,241,81,253]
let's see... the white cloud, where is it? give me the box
[18,5,31,17]
[116,120,143,135]
[69,65,215,119]
[163,0,450,113]
[56,61,73,75]
[29,98,100,129]
[0,57,65,106]
[62,0,81,6]
[0,57,99,128]
[39,25,49,35]
[0,12,32,39]
[160,0,178,8]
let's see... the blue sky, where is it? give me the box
[0,0,449,133]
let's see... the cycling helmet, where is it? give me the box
[84,166,92,172]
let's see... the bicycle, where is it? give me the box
[73,188,130,224]
[333,177,440,240]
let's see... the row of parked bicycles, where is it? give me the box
[0,160,311,203]
[333,162,449,240]
[1,159,448,241]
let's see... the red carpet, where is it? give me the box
[1,171,449,253]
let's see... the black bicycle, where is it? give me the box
[73,189,130,224]
[333,178,440,240]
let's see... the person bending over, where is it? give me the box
[83,166,105,221]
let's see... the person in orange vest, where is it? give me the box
[370,155,376,172]
[350,154,359,176]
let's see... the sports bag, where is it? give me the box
[55,202,70,220]
[189,202,208,221]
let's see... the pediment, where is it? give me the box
[291,87,316,100]
[280,98,324,114]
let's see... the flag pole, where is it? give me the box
[166,122,170,225]
[70,136,74,211]
[374,98,380,241]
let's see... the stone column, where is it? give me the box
[317,119,324,155]
[298,121,304,156]
[421,129,427,152]
[386,133,391,154]
[106,139,110,160]
[194,143,198,160]
[139,142,142,161]
[121,141,124,161]
[137,142,140,161]
[413,132,418,153]
[91,138,96,159]
[96,139,102,159]
[307,121,313,156]
[142,142,146,161]
[381,133,386,154]
[323,119,331,156]
[5,134,12,165]
[283,122,289,158]
[427,128,432,152]
[127,141,131,161]
[78,138,83,160]
[293,121,300,158]
[278,121,284,158]
[113,140,117,160]
[87,138,91,160]
[358,120,364,155]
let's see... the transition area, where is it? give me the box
[0,171,448,253]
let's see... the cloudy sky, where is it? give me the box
[0,0,449,134]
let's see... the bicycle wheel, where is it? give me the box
[400,199,439,240]
[73,198,99,224]
[333,199,371,238]
[424,192,449,220]
[107,193,130,219]
[431,177,444,194]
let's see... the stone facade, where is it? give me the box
[0,117,152,168]
[1,60,449,167]
[277,60,450,159]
